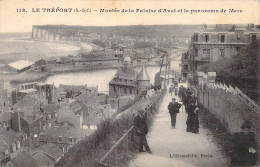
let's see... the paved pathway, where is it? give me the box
[130,85,229,167]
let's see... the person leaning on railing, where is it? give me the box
[134,109,152,154]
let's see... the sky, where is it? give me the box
[0,0,259,32]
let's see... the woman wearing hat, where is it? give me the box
[230,120,257,166]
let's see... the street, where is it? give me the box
[130,84,229,167]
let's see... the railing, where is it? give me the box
[113,95,143,118]
[207,82,260,116]
[236,87,260,116]
[98,89,165,167]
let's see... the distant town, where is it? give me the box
[0,24,259,167]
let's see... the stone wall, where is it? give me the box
[196,86,260,144]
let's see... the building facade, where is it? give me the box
[109,57,151,97]
[181,24,260,78]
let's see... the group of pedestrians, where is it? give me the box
[133,83,258,166]
[168,85,199,133]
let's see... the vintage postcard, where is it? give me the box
[0,0,259,167]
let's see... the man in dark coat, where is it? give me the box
[168,98,182,128]
[134,109,152,154]
[231,121,257,166]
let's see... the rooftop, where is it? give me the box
[136,65,150,81]
[33,143,63,160]
[43,104,60,114]
[8,60,34,71]
[13,95,40,110]
[59,84,87,92]
[40,127,94,138]
[114,67,137,80]
[84,113,105,125]
[21,114,44,124]
[31,150,55,167]
[9,151,38,167]
[19,88,38,94]
[0,129,21,146]
[0,112,12,122]
[77,92,99,105]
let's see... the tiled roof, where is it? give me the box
[21,114,44,124]
[43,104,60,114]
[0,112,12,122]
[57,105,74,115]
[136,65,150,81]
[0,140,9,154]
[32,150,55,166]
[114,68,137,80]
[14,95,39,110]
[33,143,63,160]
[84,113,105,125]
[10,151,38,167]
[0,129,20,145]
[40,127,94,138]
[77,92,99,105]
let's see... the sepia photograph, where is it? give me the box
[0,0,259,166]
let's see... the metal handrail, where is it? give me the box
[99,88,165,166]
[99,126,134,163]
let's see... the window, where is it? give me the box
[220,49,225,58]
[58,136,62,142]
[69,137,73,143]
[205,34,209,43]
[124,88,127,94]
[130,89,132,94]
[237,33,241,40]
[184,65,188,70]
[236,47,241,54]
[195,49,198,57]
[202,49,210,59]
[220,35,225,43]
[251,34,256,42]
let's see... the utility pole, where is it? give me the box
[167,57,170,85]
[164,54,168,88]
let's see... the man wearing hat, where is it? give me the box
[168,98,182,128]
[231,120,257,166]
[134,109,152,154]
